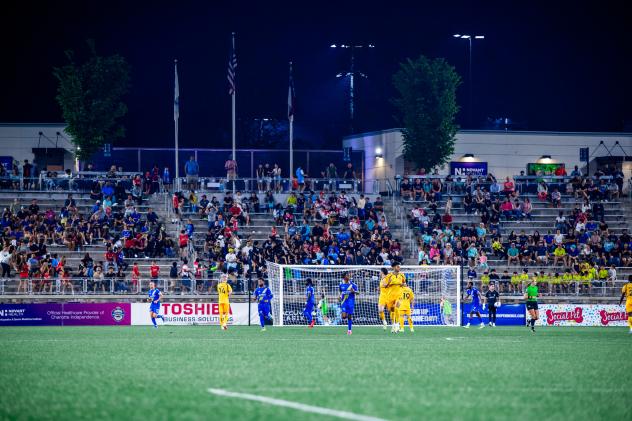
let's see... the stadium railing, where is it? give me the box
[38,171,164,193]
[395,174,622,196]
[460,274,628,297]
[172,176,395,195]
[0,175,43,191]
[0,277,249,296]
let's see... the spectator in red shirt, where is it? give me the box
[554,166,567,176]
[503,176,515,197]
[172,192,180,219]
[179,230,189,258]
[104,248,116,272]
[150,261,160,280]
[131,262,140,290]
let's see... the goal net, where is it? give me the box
[266,264,461,327]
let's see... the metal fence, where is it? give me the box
[91,147,365,180]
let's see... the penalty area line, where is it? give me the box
[207,388,388,421]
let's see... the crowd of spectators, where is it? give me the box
[403,166,630,295]
[0,183,176,293]
[167,189,399,292]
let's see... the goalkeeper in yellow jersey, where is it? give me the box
[384,262,406,333]
[217,273,233,330]
[619,274,632,334]
[397,281,415,332]
[377,267,389,329]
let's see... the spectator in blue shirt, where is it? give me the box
[184,156,199,190]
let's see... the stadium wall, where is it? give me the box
[343,129,632,183]
[0,123,76,170]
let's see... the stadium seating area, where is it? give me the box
[400,173,631,296]
[0,167,630,299]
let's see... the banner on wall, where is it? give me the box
[536,304,628,327]
[461,303,526,326]
[0,303,131,326]
[0,156,13,171]
[450,161,488,176]
[130,302,258,325]
[526,163,565,176]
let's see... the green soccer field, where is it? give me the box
[0,326,630,420]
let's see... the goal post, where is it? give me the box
[266,263,461,327]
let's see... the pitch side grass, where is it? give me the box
[0,326,630,420]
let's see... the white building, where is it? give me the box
[343,129,632,191]
[0,123,76,171]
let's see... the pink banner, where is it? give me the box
[0,303,131,326]
[536,304,628,327]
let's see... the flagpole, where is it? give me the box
[231,32,236,194]
[288,61,294,187]
[174,59,179,188]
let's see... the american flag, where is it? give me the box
[228,33,237,95]
[288,61,295,120]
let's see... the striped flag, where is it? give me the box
[174,60,180,121]
[228,33,237,95]
[288,62,295,120]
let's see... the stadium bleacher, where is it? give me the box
[0,168,630,301]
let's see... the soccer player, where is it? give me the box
[619,274,632,334]
[254,278,273,331]
[217,274,233,330]
[525,279,540,333]
[147,281,165,328]
[304,278,316,328]
[464,281,484,329]
[377,267,389,329]
[318,293,329,325]
[384,262,406,333]
[340,273,358,335]
[398,281,415,332]
[484,283,500,327]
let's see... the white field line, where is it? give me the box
[208,388,388,421]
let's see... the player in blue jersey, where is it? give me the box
[304,278,316,328]
[464,281,484,329]
[147,281,165,328]
[253,278,273,331]
[340,273,358,335]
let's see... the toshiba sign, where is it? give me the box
[131,302,258,325]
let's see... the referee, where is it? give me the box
[525,279,540,333]
[484,283,500,327]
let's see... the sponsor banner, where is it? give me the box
[282,301,449,326]
[131,302,258,325]
[0,303,131,326]
[537,304,628,327]
[450,161,488,176]
[461,303,526,326]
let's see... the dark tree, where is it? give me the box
[392,55,461,171]
[53,40,130,161]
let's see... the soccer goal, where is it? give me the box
[266,264,461,327]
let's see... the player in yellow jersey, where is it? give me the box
[377,267,390,330]
[619,274,632,334]
[384,262,406,333]
[397,281,415,332]
[217,273,233,330]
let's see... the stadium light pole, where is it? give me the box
[453,34,484,128]
[331,43,374,134]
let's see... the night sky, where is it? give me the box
[1,1,631,149]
